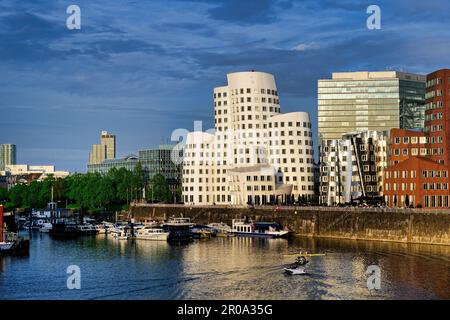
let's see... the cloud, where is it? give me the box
[1,0,450,172]
[292,42,321,52]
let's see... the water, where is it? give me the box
[1,232,449,300]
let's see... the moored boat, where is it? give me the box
[207,222,234,237]
[39,222,53,233]
[135,227,169,241]
[162,217,194,242]
[77,224,98,235]
[191,226,213,239]
[231,218,290,238]
[112,227,131,240]
[95,224,107,234]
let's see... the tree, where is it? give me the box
[0,188,8,203]
[147,174,171,203]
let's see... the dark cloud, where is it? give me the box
[177,0,293,24]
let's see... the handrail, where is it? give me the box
[130,203,450,214]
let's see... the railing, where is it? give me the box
[130,203,450,214]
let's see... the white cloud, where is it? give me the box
[292,42,320,51]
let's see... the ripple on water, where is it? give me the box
[1,232,449,299]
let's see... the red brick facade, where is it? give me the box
[384,69,450,208]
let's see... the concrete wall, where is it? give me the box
[130,205,450,246]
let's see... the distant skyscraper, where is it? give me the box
[0,144,16,171]
[101,130,116,160]
[88,131,116,165]
[318,71,426,142]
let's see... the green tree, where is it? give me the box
[0,188,8,203]
[8,184,28,208]
[147,173,171,203]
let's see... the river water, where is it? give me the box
[1,232,449,300]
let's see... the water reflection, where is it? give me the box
[0,232,449,300]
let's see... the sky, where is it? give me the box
[1,0,450,173]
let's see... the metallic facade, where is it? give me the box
[320,130,388,205]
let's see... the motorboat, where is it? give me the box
[231,218,290,238]
[76,224,98,235]
[284,256,308,275]
[284,266,307,275]
[95,224,107,234]
[112,227,131,240]
[0,241,14,251]
[39,222,53,233]
[162,217,194,242]
[207,222,234,237]
[135,227,169,241]
[191,226,213,239]
[101,221,115,234]
[49,221,78,238]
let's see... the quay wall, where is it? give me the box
[129,205,450,246]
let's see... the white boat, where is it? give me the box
[101,222,115,234]
[284,256,308,275]
[95,224,107,234]
[231,219,290,238]
[76,224,98,235]
[39,222,52,233]
[112,227,131,240]
[207,222,232,233]
[135,227,169,241]
[113,233,130,240]
[284,267,307,275]
[0,242,14,251]
[163,217,194,227]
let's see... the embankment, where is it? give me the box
[130,204,450,246]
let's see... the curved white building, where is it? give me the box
[182,71,314,206]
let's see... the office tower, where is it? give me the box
[101,130,116,160]
[320,130,388,206]
[182,71,315,206]
[318,71,426,142]
[88,131,116,165]
[0,144,16,171]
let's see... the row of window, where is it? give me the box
[386,170,448,179]
[218,96,280,104]
[393,136,427,144]
[214,88,279,99]
[425,100,444,110]
[322,185,379,193]
[321,175,378,183]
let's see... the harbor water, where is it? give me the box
[0,232,449,300]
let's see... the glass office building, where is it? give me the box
[318,71,426,142]
[88,145,182,188]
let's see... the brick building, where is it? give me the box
[384,69,450,208]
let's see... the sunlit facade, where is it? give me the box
[318,71,425,141]
[182,71,314,206]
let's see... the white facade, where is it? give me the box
[182,71,314,206]
[2,164,69,179]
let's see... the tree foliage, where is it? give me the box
[4,165,154,212]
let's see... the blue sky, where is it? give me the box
[1,0,450,172]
